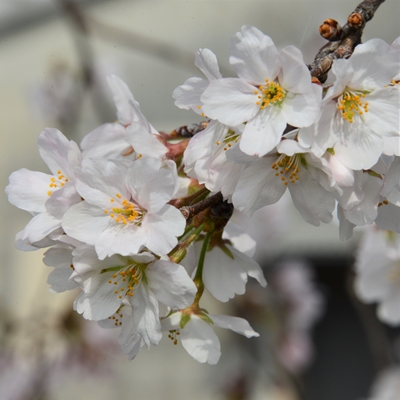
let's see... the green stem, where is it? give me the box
[169,223,204,264]
[178,223,195,241]
[193,231,212,303]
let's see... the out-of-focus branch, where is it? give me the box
[86,17,231,75]
[309,0,386,83]
[58,0,95,87]
[57,0,116,128]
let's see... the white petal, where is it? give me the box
[202,244,266,302]
[334,119,383,170]
[21,213,61,243]
[222,222,256,257]
[240,107,287,156]
[337,206,355,240]
[146,260,196,309]
[288,170,335,226]
[38,128,74,176]
[81,123,131,160]
[363,87,400,137]
[375,203,400,233]
[119,319,144,360]
[349,39,398,89]
[6,169,51,213]
[142,205,185,255]
[281,85,321,128]
[201,78,260,126]
[230,25,279,83]
[181,316,221,365]
[278,46,311,93]
[326,154,355,188]
[129,283,162,348]
[173,77,208,112]
[377,292,400,325]
[45,182,81,220]
[74,269,125,320]
[127,158,175,212]
[76,159,131,209]
[44,245,77,293]
[211,314,259,338]
[107,74,142,126]
[62,202,111,246]
[195,48,222,80]
[126,123,167,159]
[96,223,146,259]
[232,158,286,215]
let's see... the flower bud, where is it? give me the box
[319,19,342,41]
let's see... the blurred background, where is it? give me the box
[0,1,399,399]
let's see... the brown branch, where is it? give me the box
[180,192,223,220]
[309,0,386,83]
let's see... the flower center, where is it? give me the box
[271,154,306,185]
[47,169,69,196]
[215,129,241,150]
[104,193,143,225]
[255,79,286,109]
[106,262,145,299]
[337,88,369,123]
[167,330,181,345]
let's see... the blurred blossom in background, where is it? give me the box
[1,1,400,400]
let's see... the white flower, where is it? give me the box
[231,138,338,224]
[354,227,400,325]
[300,39,400,170]
[185,223,266,302]
[5,128,81,245]
[44,242,80,293]
[73,245,196,320]
[81,75,167,161]
[390,36,400,81]
[337,170,383,227]
[368,367,400,400]
[71,245,196,357]
[161,310,259,365]
[200,25,321,157]
[173,48,222,116]
[183,120,251,199]
[98,303,145,360]
[62,157,185,259]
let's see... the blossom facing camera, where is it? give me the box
[62,157,185,259]
[200,25,322,157]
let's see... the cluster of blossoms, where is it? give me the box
[175,26,400,235]
[5,24,400,363]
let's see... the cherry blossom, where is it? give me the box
[62,157,185,259]
[5,128,81,245]
[300,39,400,170]
[200,25,321,157]
[355,227,400,325]
[161,310,259,365]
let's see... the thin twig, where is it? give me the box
[180,192,223,220]
[309,0,386,82]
